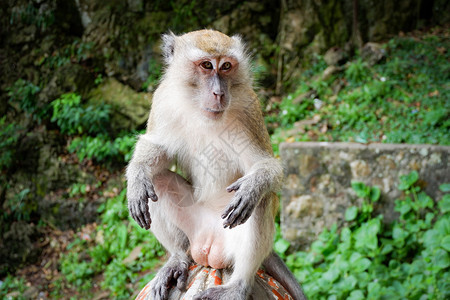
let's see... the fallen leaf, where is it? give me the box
[428,90,439,97]
[122,246,143,264]
[285,137,295,143]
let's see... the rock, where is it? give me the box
[280,142,450,249]
[324,46,348,66]
[0,221,39,275]
[361,42,386,66]
[39,64,95,104]
[88,78,151,133]
[286,195,323,219]
[322,65,340,80]
[23,286,39,299]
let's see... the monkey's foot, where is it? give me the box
[150,255,190,300]
[192,282,248,300]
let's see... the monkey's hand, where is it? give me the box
[222,175,262,229]
[151,254,190,300]
[127,179,158,230]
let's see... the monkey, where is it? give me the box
[126,29,306,300]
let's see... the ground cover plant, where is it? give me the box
[275,172,450,300]
[266,32,450,154]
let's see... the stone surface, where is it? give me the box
[88,78,151,133]
[280,142,449,250]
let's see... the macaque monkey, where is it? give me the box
[126,29,306,300]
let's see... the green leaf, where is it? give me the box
[439,194,450,213]
[434,249,450,270]
[423,228,441,250]
[398,171,419,191]
[395,198,412,215]
[322,268,340,283]
[418,192,434,209]
[370,186,381,202]
[354,219,380,252]
[341,275,357,291]
[381,243,393,255]
[440,183,450,192]
[353,258,372,273]
[345,206,358,221]
[350,252,363,264]
[393,226,408,241]
[442,235,450,252]
[352,182,371,198]
[348,290,365,300]
[367,282,381,300]
[274,238,290,255]
[341,227,351,243]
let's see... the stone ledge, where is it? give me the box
[280,142,449,250]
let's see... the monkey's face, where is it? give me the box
[161,30,252,121]
[193,57,238,120]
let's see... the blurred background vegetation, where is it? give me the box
[0,0,449,299]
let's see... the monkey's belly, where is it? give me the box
[190,231,228,269]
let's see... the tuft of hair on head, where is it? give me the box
[161,31,176,65]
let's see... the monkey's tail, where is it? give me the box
[262,251,307,300]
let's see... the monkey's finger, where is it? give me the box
[236,208,252,226]
[133,211,146,229]
[128,205,141,225]
[221,202,237,219]
[134,209,148,229]
[223,201,243,228]
[145,186,159,202]
[176,270,188,290]
[139,201,152,229]
[131,202,149,229]
[226,180,242,192]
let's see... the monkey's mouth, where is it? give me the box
[202,108,225,119]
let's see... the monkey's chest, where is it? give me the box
[181,138,243,190]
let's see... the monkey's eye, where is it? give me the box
[200,61,213,69]
[221,62,232,70]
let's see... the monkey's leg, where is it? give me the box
[193,202,274,300]
[148,170,196,300]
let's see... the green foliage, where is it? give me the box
[281,172,450,299]
[0,274,27,299]
[37,40,94,68]
[345,59,371,85]
[2,188,34,222]
[68,133,137,163]
[94,74,104,86]
[7,79,45,120]
[0,117,22,171]
[267,34,450,153]
[50,93,110,135]
[278,88,314,128]
[9,3,55,30]
[54,189,165,298]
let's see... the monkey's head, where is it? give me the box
[161,29,251,120]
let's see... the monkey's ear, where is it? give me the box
[161,31,176,65]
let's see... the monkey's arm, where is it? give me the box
[126,134,169,229]
[222,156,282,228]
